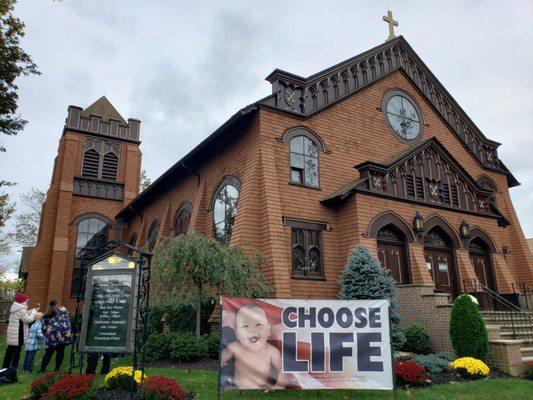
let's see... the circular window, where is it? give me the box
[384,92,422,140]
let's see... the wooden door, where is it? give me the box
[424,227,458,298]
[425,249,454,296]
[469,238,496,291]
[377,225,410,284]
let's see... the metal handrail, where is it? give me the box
[461,279,533,340]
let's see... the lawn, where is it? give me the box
[1,336,532,400]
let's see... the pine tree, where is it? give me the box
[338,245,405,349]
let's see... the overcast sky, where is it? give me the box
[0,1,531,272]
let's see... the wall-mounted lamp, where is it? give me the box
[413,212,424,234]
[502,247,511,255]
[459,220,470,239]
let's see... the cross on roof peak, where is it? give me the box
[382,10,399,42]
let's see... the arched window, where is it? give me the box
[290,136,319,188]
[289,222,323,279]
[82,149,100,178]
[71,216,109,296]
[101,152,119,181]
[147,221,160,251]
[174,203,192,237]
[81,138,120,181]
[75,217,109,256]
[213,178,240,244]
[377,224,410,284]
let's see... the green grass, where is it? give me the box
[1,336,532,399]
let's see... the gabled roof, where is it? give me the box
[261,36,518,187]
[81,96,127,124]
[322,137,489,205]
[116,36,519,221]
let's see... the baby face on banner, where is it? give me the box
[234,304,271,353]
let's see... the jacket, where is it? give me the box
[26,320,44,351]
[6,301,36,346]
[42,307,72,348]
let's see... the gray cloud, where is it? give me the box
[0,1,531,274]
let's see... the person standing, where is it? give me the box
[40,299,72,373]
[23,312,44,372]
[2,293,38,370]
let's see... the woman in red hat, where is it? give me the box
[2,293,39,370]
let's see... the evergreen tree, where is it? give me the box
[449,294,488,360]
[338,245,405,349]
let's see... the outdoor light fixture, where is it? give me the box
[413,211,424,234]
[459,220,470,238]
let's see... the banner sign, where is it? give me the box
[219,297,393,391]
[79,253,138,354]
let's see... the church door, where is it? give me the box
[377,225,410,284]
[424,227,458,298]
[469,238,496,291]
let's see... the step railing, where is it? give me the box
[461,279,533,340]
[511,282,533,311]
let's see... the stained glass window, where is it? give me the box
[213,184,239,244]
[386,95,421,140]
[290,136,319,188]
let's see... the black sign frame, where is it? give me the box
[79,252,139,354]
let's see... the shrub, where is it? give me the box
[394,360,428,386]
[42,374,96,400]
[401,324,434,355]
[435,351,457,362]
[202,333,219,359]
[411,354,451,374]
[105,366,145,390]
[338,245,405,350]
[523,365,533,380]
[140,376,187,400]
[449,294,488,359]
[146,332,176,361]
[30,371,67,400]
[451,357,490,379]
[169,332,207,362]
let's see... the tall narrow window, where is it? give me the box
[290,136,319,188]
[286,219,325,279]
[101,152,119,180]
[71,216,109,295]
[174,204,192,237]
[147,221,160,251]
[213,178,240,244]
[82,149,100,178]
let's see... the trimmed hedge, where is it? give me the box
[148,298,216,335]
[449,294,488,360]
[146,332,219,362]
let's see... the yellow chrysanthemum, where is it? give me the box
[104,366,145,385]
[451,357,490,378]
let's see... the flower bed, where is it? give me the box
[43,374,97,400]
[451,357,490,379]
[30,371,67,400]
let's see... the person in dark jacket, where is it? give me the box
[2,293,38,370]
[39,299,72,373]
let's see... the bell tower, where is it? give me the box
[24,97,142,309]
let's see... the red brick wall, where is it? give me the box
[120,70,532,300]
[25,129,141,311]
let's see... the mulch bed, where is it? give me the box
[92,388,195,400]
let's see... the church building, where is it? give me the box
[24,34,532,318]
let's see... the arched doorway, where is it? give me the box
[377,224,410,284]
[469,237,496,291]
[424,226,459,297]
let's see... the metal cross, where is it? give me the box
[382,10,398,41]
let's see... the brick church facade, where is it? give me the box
[24,36,532,312]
